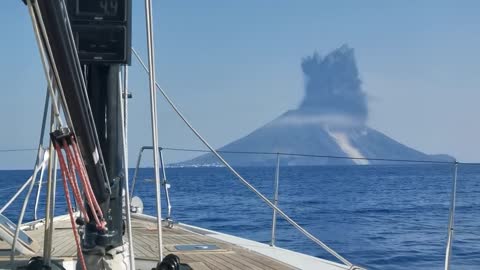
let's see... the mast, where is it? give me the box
[26,0,133,267]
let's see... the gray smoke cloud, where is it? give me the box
[299,44,368,123]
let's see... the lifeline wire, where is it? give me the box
[132,48,355,267]
[160,147,459,165]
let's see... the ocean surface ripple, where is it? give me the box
[1,164,479,270]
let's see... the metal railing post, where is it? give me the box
[444,162,458,270]
[271,153,280,246]
[144,0,163,259]
[130,147,145,199]
[159,148,172,222]
[33,156,47,220]
[129,48,360,265]
[120,65,136,269]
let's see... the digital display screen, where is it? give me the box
[74,25,127,63]
[76,0,126,21]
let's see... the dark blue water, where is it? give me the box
[1,165,479,269]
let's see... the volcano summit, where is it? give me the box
[180,45,452,166]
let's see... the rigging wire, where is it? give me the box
[160,147,480,166]
[132,48,355,267]
[0,148,37,153]
[0,178,65,193]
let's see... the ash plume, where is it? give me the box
[298,44,368,124]
[180,44,454,167]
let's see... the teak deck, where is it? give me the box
[0,215,296,270]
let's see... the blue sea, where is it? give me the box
[1,165,479,270]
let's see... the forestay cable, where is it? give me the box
[132,48,355,267]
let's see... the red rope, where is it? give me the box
[53,133,109,269]
[61,140,89,222]
[70,135,106,230]
[54,142,87,270]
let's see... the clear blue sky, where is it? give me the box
[0,1,479,169]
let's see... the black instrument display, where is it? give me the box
[66,0,131,64]
[74,25,126,62]
[67,0,128,22]
[78,0,124,20]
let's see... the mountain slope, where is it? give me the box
[179,110,451,166]
[178,45,453,167]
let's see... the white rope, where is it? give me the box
[0,153,49,214]
[34,151,48,220]
[10,149,49,264]
[132,48,354,267]
[28,0,65,127]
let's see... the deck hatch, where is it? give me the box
[174,244,220,251]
